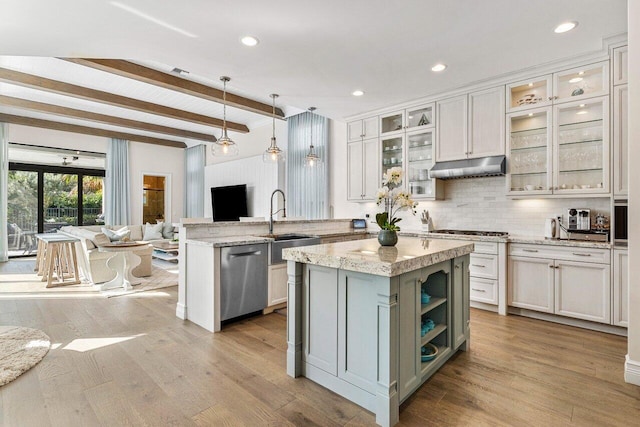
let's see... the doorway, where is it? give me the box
[142,174,170,224]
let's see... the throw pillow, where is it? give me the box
[161,222,175,239]
[143,222,164,240]
[101,226,131,242]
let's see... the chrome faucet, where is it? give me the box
[269,189,286,235]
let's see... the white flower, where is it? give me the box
[382,167,403,188]
[376,186,389,204]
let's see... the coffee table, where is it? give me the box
[98,242,150,291]
[152,241,179,263]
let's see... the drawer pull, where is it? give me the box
[523,249,538,253]
[471,288,486,293]
[549,265,554,268]
[572,253,591,257]
[471,264,486,268]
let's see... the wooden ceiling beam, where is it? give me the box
[64,58,286,119]
[0,67,249,133]
[0,113,187,148]
[0,95,217,142]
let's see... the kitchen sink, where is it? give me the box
[261,234,321,264]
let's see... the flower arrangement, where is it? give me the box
[375,167,418,231]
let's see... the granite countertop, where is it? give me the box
[186,236,273,247]
[282,237,474,277]
[181,218,354,227]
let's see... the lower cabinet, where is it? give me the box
[613,248,628,327]
[267,263,288,306]
[508,244,611,324]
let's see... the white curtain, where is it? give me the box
[105,138,131,225]
[0,123,8,262]
[184,144,205,218]
[287,112,329,219]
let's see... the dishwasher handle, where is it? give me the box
[229,250,263,258]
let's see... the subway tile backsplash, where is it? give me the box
[386,177,610,236]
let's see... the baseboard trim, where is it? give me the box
[625,356,640,386]
[175,303,186,319]
[508,307,628,336]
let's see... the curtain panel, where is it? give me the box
[184,144,205,218]
[105,138,131,225]
[0,123,8,262]
[287,112,329,219]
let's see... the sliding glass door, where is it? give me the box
[7,163,105,257]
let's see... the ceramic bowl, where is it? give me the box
[421,343,439,362]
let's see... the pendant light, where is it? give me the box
[263,94,285,163]
[304,107,321,167]
[212,76,238,157]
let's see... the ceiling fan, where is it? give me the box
[62,156,79,165]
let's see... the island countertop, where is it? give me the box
[282,236,474,277]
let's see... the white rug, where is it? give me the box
[0,326,50,387]
[0,259,178,298]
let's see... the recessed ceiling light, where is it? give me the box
[352,90,364,97]
[528,82,534,87]
[578,71,585,75]
[554,21,578,33]
[579,104,585,107]
[569,77,583,83]
[431,63,447,72]
[576,111,588,115]
[241,36,259,46]
[528,113,533,117]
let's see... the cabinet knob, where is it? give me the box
[555,266,560,269]
[554,96,559,100]
[548,96,553,101]
[549,265,554,268]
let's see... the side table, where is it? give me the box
[98,242,150,291]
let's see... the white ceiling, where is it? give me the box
[0,0,628,145]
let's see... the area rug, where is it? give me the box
[0,326,50,387]
[0,259,178,298]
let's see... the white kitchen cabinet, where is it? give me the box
[508,244,612,324]
[347,138,379,201]
[508,255,555,313]
[613,248,628,327]
[468,86,506,158]
[506,61,609,113]
[267,263,288,307]
[381,133,405,177]
[613,84,628,197]
[435,95,468,162]
[380,103,435,137]
[507,96,610,196]
[612,46,628,86]
[347,117,378,142]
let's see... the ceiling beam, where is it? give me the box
[0,95,216,142]
[64,58,286,119]
[0,113,187,148]
[0,67,249,133]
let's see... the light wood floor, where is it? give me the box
[1,272,639,426]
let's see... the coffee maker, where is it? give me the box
[567,208,590,231]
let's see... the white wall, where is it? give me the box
[7,124,185,224]
[626,0,639,385]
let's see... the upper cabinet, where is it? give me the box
[347,117,378,142]
[613,80,628,197]
[347,138,379,201]
[380,103,435,137]
[436,87,505,162]
[507,61,609,113]
[613,46,628,86]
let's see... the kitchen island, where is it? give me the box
[282,237,474,427]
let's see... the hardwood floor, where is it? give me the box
[1,274,639,426]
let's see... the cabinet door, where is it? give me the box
[554,260,611,323]
[362,117,379,139]
[398,270,421,401]
[380,110,405,136]
[406,129,435,198]
[554,62,609,103]
[508,256,554,313]
[362,138,380,200]
[613,85,628,197]
[613,46,628,86]
[268,263,288,306]
[303,265,338,375]
[613,249,628,327]
[506,75,552,113]
[347,141,364,200]
[436,95,468,162]
[381,134,404,181]
[507,107,553,195]
[468,86,505,158]
[347,120,364,142]
[452,256,469,350]
[554,96,609,194]
[406,103,435,131]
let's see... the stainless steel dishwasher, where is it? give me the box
[220,243,268,321]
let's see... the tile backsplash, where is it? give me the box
[367,177,611,236]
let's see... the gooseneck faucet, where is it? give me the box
[269,189,286,235]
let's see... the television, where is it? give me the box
[211,184,248,221]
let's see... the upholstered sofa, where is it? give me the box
[57,224,174,284]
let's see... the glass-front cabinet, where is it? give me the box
[507,107,553,195]
[507,61,609,113]
[380,111,405,136]
[407,129,436,198]
[381,134,404,179]
[554,97,609,194]
[380,103,435,136]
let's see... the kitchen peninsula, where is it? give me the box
[283,237,474,427]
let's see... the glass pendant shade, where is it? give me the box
[263,93,285,163]
[212,76,238,157]
[304,107,321,167]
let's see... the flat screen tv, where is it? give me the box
[211,184,248,221]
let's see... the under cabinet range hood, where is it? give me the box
[429,155,506,179]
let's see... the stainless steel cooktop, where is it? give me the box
[431,229,509,237]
